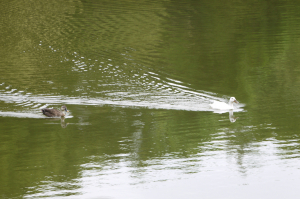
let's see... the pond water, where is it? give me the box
[1,0,300,198]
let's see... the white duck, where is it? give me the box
[210,97,239,110]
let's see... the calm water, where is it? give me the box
[1,0,300,198]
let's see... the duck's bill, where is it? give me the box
[234,100,239,104]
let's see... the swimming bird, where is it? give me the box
[41,105,69,117]
[210,97,239,110]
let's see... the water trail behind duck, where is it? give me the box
[0,46,244,118]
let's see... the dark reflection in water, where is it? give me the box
[1,0,300,198]
[44,117,70,128]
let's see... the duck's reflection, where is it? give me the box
[60,117,69,128]
[229,111,238,123]
[44,117,69,128]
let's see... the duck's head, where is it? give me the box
[61,105,69,113]
[229,97,239,104]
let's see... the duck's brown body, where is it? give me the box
[41,105,69,117]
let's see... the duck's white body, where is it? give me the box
[210,97,239,110]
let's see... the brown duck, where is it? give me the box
[41,105,69,117]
